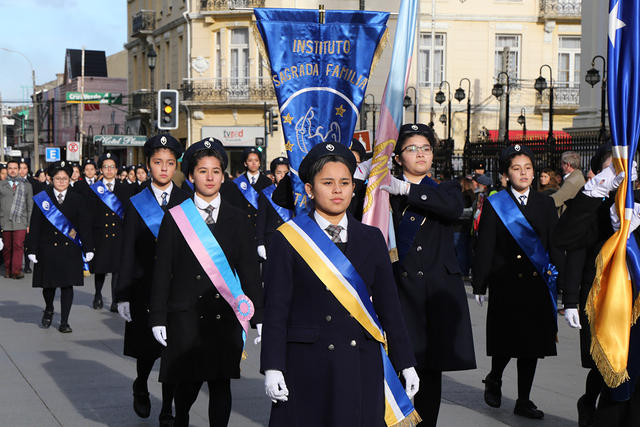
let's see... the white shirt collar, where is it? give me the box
[53,188,68,200]
[563,172,571,180]
[151,182,174,205]
[314,211,348,243]
[511,186,530,204]
[247,171,260,180]
[194,193,221,222]
[102,178,116,187]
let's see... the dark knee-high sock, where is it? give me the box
[110,273,119,302]
[174,382,201,427]
[208,379,232,427]
[415,370,442,427]
[135,357,155,393]
[59,287,73,324]
[517,358,538,401]
[161,382,175,415]
[95,273,105,297]
[584,368,604,405]
[490,356,511,380]
[42,288,55,312]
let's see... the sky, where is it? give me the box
[0,0,127,106]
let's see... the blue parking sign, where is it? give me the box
[45,147,60,162]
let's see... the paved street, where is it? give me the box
[0,274,583,426]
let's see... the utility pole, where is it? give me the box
[498,47,510,143]
[78,46,85,160]
[0,91,4,162]
[33,69,39,170]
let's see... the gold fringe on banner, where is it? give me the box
[251,22,272,74]
[370,27,390,75]
[390,410,422,427]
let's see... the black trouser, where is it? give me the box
[43,287,73,325]
[135,357,174,416]
[594,384,640,427]
[94,272,118,303]
[414,369,442,427]
[489,356,538,402]
[174,379,231,427]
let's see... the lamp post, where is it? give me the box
[455,78,471,145]
[0,48,38,168]
[147,44,157,136]
[535,64,554,144]
[439,106,447,137]
[403,86,418,123]
[586,55,607,143]
[492,71,510,144]
[435,80,452,142]
[364,93,376,142]
[517,107,526,141]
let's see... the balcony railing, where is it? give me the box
[182,78,275,103]
[201,0,265,10]
[539,0,582,20]
[536,85,580,108]
[129,90,154,115]
[132,10,155,37]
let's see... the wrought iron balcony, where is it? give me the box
[201,0,265,11]
[129,90,155,115]
[539,0,582,21]
[182,78,275,103]
[132,10,155,37]
[536,85,580,108]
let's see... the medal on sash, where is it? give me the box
[130,186,165,238]
[234,174,260,210]
[90,181,125,218]
[262,184,292,222]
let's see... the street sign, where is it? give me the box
[353,130,372,152]
[66,141,80,162]
[45,147,61,162]
[93,135,146,147]
[65,92,123,104]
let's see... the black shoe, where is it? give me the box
[577,394,596,427]
[92,295,103,309]
[132,379,151,418]
[41,310,53,329]
[109,302,118,313]
[159,412,175,426]
[58,324,73,333]
[483,374,502,408]
[514,399,544,419]
[24,266,32,274]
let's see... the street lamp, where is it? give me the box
[403,86,418,123]
[517,107,526,140]
[439,106,447,136]
[0,47,38,168]
[586,55,607,142]
[147,44,157,137]
[435,81,452,142]
[535,64,554,144]
[455,78,472,146]
[492,71,510,144]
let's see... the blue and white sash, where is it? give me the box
[234,174,260,210]
[90,181,124,218]
[33,191,90,272]
[262,184,292,222]
[130,186,164,238]
[278,214,420,426]
[488,190,558,321]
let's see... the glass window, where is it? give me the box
[494,34,521,84]
[229,28,249,97]
[558,36,581,88]
[418,33,445,86]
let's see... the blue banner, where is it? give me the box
[262,184,293,222]
[130,186,165,238]
[254,8,389,214]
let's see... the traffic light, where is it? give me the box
[158,89,179,130]
[270,109,279,134]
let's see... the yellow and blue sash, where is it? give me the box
[33,191,90,272]
[130,186,164,238]
[278,214,421,427]
[234,174,259,210]
[488,190,558,321]
[90,181,124,218]
[262,184,292,222]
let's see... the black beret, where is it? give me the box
[19,157,30,166]
[269,156,289,174]
[590,143,612,174]
[143,134,184,159]
[395,123,437,155]
[349,138,366,159]
[298,142,357,184]
[118,166,126,174]
[127,165,136,172]
[83,158,97,168]
[182,137,228,176]
[97,152,119,168]
[500,144,534,173]
[135,163,147,172]
[35,168,45,177]
[242,147,261,163]
[473,173,493,187]
[47,161,73,178]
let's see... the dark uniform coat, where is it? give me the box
[223,172,272,229]
[255,186,288,249]
[473,187,559,358]
[391,180,476,371]
[149,197,263,383]
[88,180,134,274]
[26,187,94,288]
[71,178,96,197]
[261,212,416,427]
[117,184,189,359]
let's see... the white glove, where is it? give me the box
[354,158,373,180]
[117,302,132,322]
[265,369,289,403]
[610,202,640,233]
[257,245,267,260]
[564,308,581,329]
[402,367,420,399]
[475,294,485,307]
[254,323,263,345]
[85,252,94,262]
[380,176,410,196]
[28,254,38,264]
[0,238,3,251]
[152,326,167,347]
[583,164,625,198]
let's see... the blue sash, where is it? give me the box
[90,181,124,218]
[397,176,438,261]
[488,190,558,320]
[130,186,165,238]
[33,191,90,271]
[262,184,292,222]
[234,174,260,210]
